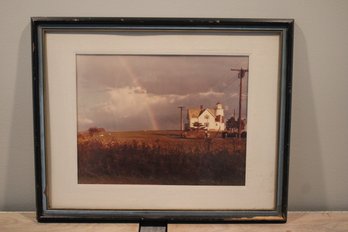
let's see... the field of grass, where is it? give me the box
[78,130,246,185]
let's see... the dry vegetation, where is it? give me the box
[78,130,246,185]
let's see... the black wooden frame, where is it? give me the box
[31,17,294,223]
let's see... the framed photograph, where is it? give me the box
[32,17,294,223]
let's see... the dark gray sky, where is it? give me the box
[77,55,248,131]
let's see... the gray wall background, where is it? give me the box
[1,0,347,211]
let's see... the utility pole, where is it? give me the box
[178,106,185,131]
[231,68,248,137]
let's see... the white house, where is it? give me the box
[187,103,225,131]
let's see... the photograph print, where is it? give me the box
[77,55,249,185]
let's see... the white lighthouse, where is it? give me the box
[215,102,224,117]
[215,102,225,130]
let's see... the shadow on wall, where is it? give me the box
[4,23,36,210]
[288,23,327,210]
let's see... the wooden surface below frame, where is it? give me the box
[0,212,348,232]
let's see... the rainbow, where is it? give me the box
[117,57,159,131]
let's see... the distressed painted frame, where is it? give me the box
[31,17,294,223]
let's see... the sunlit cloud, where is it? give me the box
[198,89,225,97]
[103,86,167,118]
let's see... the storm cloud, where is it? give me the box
[77,55,248,131]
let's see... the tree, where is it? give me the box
[88,127,106,135]
[192,122,205,130]
[226,117,238,130]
